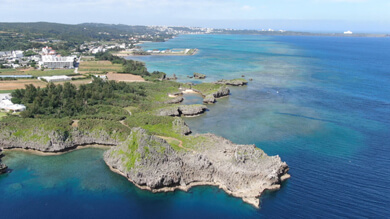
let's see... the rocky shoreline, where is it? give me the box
[0,80,289,208]
[104,128,289,208]
[0,149,7,174]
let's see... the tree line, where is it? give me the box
[11,78,147,118]
[95,51,150,76]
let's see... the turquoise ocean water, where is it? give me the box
[1,35,389,218]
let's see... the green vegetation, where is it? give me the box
[0,112,7,120]
[0,90,15,94]
[1,72,227,152]
[78,61,123,74]
[78,119,130,142]
[182,83,225,96]
[95,51,149,76]
[11,79,146,118]
[23,50,38,57]
[0,69,74,76]
[125,132,141,170]
[0,116,72,143]
[0,22,173,51]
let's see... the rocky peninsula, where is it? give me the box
[0,78,288,208]
[104,128,289,208]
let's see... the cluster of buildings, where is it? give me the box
[0,50,37,69]
[148,26,216,35]
[79,42,131,54]
[0,46,78,70]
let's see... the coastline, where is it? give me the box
[0,68,286,210]
[116,49,198,57]
[2,144,111,156]
[106,162,290,208]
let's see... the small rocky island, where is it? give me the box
[0,77,289,207]
[193,72,206,79]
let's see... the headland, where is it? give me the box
[0,75,289,208]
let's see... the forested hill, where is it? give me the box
[0,22,172,50]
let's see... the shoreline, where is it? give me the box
[106,162,290,208]
[2,144,111,156]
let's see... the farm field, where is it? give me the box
[78,61,123,74]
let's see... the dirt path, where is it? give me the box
[71,120,79,128]
[119,120,129,127]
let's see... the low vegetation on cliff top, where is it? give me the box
[1,77,227,151]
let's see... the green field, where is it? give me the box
[0,112,7,120]
[78,61,123,74]
[0,90,14,93]
[0,69,74,76]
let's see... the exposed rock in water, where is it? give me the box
[166,74,178,80]
[165,96,184,104]
[203,94,216,104]
[178,105,207,116]
[157,105,207,117]
[213,86,230,98]
[0,163,7,174]
[193,72,206,79]
[215,79,248,86]
[0,149,7,174]
[249,78,253,81]
[104,128,289,208]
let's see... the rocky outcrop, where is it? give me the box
[213,86,230,98]
[165,74,178,80]
[0,149,6,174]
[104,128,289,208]
[178,105,207,116]
[203,87,230,104]
[165,96,184,104]
[0,163,7,174]
[215,79,248,86]
[172,118,192,135]
[193,72,206,79]
[203,94,216,104]
[0,128,123,153]
[156,105,207,117]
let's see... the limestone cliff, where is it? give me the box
[104,128,289,208]
[0,127,125,152]
[0,149,6,174]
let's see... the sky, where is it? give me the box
[1,0,389,32]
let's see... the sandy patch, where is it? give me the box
[0,80,47,90]
[106,72,145,82]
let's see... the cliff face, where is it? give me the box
[0,128,123,152]
[0,149,6,174]
[157,105,207,117]
[104,128,289,208]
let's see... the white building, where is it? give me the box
[12,50,24,58]
[39,55,76,69]
[344,30,353,35]
[38,75,72,83]
[0,94,26,113]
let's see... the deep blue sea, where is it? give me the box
[1,35,390,218]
